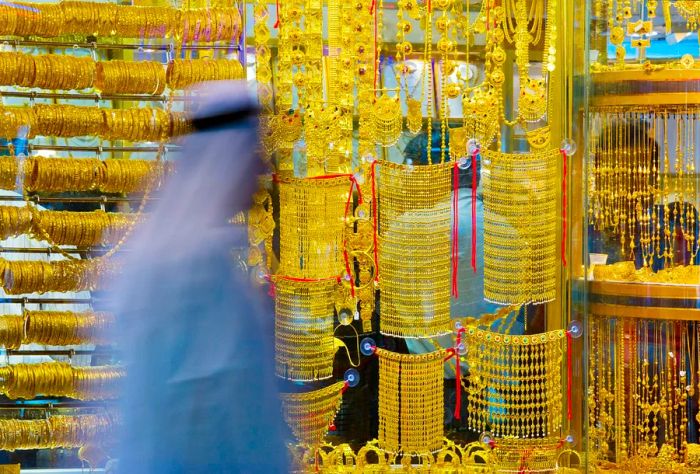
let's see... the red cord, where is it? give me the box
[273,0,280,29]
[561,149,568,267]
[451,161,459,298]
[309,173,353,180]
[264,275,276,298]
[427,0,432,12]
[443,348,456,361]
[471,149,478,273]
[349,175,364,204]
[369,0,376,13]
[371,161,379,282]
[518,449,532,474]
[343,249,355,298]
[566,330,573,421]
[275,275,340,282]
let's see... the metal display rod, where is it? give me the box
[0,90,196,102]
[5,349,115,357]
[4,39,241,51]
[0,297,94,304]
[0,195,155,204]
[0,144,180,153]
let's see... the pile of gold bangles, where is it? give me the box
[0,105,191,141]
[0,258,114,294]
[0,362,123,400]
[0,2,241,41]
[0,414,114,450]
[0,156,163,194]
[0,206,135,247]
[0,311,114,349]
[0,53,245,94]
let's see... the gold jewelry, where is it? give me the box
[482,148,558,305]
[0,362,123,400]
[0,258,114,294]
[376,348,445,454]
[464,327,566,438]
[377,159,453,338]
[273,277,338,382]
[281,381,346,446]
[370,94,403,148]
[20,310,114,346]
[0,415,114,451]
[278,175,349,279]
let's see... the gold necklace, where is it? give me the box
[376,348,445,454]
[281,381,346,446]
[464,327,566,438]
[482,148,558,305]
[377,159,453,338]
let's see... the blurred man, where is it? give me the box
[110,81,288,473]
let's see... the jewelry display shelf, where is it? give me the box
[588,279,700,320]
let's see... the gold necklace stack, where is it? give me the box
[589,107,699,267]
[377,160,453,338]
[0,363,124,400]
[278,175,349,279]
[0,414,114,451]
[589,316,698,464]
[376,348,445,455]
[273,276,338,382]
[281,381,346,446]
[0,310,113,349]
[482,149,558,305]
[464,327,566,438]
[461,0,504,147]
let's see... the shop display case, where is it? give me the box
[581,0,700,469]
[0,0,245,471]
[251,0,585,471]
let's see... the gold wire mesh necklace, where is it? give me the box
[376,159,454,338]
[463,327,566,438]
[482,148,558,305]
[281,381,347,447]
[273,276,338,382]
[278,175,350,279]
[376,348,445,455]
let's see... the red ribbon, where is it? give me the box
[273,0,280,28]
[369,0,376,13]
[275,275,341,283]
[453,328,465,420]
[451,161,459,298]
[471,149,479,273]
[264,275,276,298]
[518,449,533,474]
[343,249,355,298]
[566,330,573,421]
[427,0,432,12]
[371,161,379,283]
[561,149,568,267]
[349,175,364,204]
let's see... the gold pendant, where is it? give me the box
[526,125,551,149]
[463,88,500,147]
[518,78,547,123]
[406,97,423,135]
[371,95,403,148]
